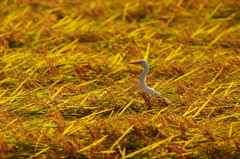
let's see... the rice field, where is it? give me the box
[0,0,240,158]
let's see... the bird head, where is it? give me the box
[128,59,148,68]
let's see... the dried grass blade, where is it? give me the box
[77,135,108,152]
[50,83,72,100]
[118,99,135,115]
[173,67,200,82]
[100,13,121,27]
[224,82,234,96]
[62,121,76,135]
[191,84,223,117]
[80,91,92,106]
[208,29,227,47]
[122,2,130,22]
[29,147,50,159]
[77,79,97,87]
[11,78,29,96]
[191,97,212,118]
[205,2,222,20]
[110,125,134,150]
[125,134,179,158]
[203,68,223,92]
[144,42,150,61]
[165,45,182,61]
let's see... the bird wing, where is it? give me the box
[146,87,171,103]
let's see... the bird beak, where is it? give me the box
[128,61,141,64]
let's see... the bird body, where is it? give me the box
[129,59,170,103]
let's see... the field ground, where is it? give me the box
[0,0,240,158]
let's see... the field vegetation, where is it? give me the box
[0,0,240,158]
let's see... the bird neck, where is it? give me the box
[140,66,149,91]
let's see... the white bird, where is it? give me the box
[129,59,170,103]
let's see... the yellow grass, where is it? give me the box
[0,0,239,158]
